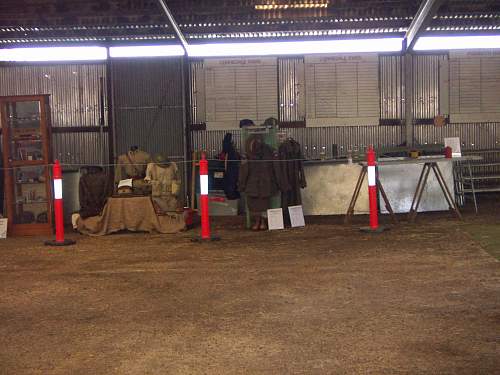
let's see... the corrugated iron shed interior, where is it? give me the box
[0,0,499,173]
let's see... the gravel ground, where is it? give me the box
[0,211,499,374]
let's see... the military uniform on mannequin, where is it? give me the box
[115,146,152,195]
[277,138,306,223]
[144,154,181,213]
[239,134,280,231]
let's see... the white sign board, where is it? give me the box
[288,205,305,228]
[118,178,133,189]
[0,218,8,239]
[304,53,378,64]
[267,208,284,231]
[444,137,462,157]
[204,57,277,67]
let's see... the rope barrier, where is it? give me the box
[0,157,318,171]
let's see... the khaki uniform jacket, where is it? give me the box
[144,162,181,197]
[115,150,152,183]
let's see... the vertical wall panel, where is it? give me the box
[111,58,185,159]
[202,57,278,130]
[412,55,446,119]
[190,60,205,124]
[278,57,305,122]
[305,54,379,126]
[480,57,500,113]
[449,51,500,122]
[379,55,404,120]
[380,54,447,121]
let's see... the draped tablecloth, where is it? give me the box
[77,196,185,236]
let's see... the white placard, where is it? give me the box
[204,57,277,67]
[118,178,133,189]
[444,137,462,157]
[200,175,209,195]
[288,205,305,228]
[367,166,376,187]
[0,218,8,239]
[267,208,284,231]
[305,53,378,64]
[53,179,63,199]
[450,50,500,59]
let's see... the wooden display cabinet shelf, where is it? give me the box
[1,94,53,236]
[10,160,47,167]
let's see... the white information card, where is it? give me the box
[444,137,462,157]
[0,218,8,239]
[267,208,284,231]
[118,178,133,189]
[288,205,305,228]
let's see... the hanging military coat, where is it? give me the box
[221,133,241,200]
[278,139,306,204]
[238,135,279,213]
[79,168,112,219]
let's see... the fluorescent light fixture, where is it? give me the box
[187,38,402,57]
[0,46,107,61]
[109,45,185,57]
[414,35,500,50]
[255,3,328,10]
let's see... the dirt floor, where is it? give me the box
[0,201,499,374]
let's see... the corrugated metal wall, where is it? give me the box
[0,64,106,127]
[415,122,500,151]
[53,132,109,165]
[1,55,497,169]
[412,54,446,119]
[193,122,500,159]
[380,54,447,120]
[279,57,305,122]
[192,125,403,159]
[111,58,185,159]
[0,63,108,164]
[380,55,404,120]
[190,60,205,124]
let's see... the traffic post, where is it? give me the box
[360,146,386,233]
[192,153,220,242]
[44,160,76,246]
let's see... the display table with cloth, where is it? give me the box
[302,160,369,215]
[344,156,482,223]
[77,196,185,236]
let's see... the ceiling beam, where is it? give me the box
[403,0,444,51]
[156,0,188,53]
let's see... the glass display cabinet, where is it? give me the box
[1,95,53,236]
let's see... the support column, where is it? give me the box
[181,55,191,203]
[106,46,116,183]
[404,53,414,147]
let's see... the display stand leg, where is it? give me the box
[431,163,463,220]
[344,166,367,225]
[377,178,398,224]
[408,163,432,223]
[467,161,478,214]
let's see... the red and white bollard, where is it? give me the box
[367,146,379,230]
[193,153,219,242]
[199,153,210,240]
[44,160,76,246]
[361,146,385,233]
